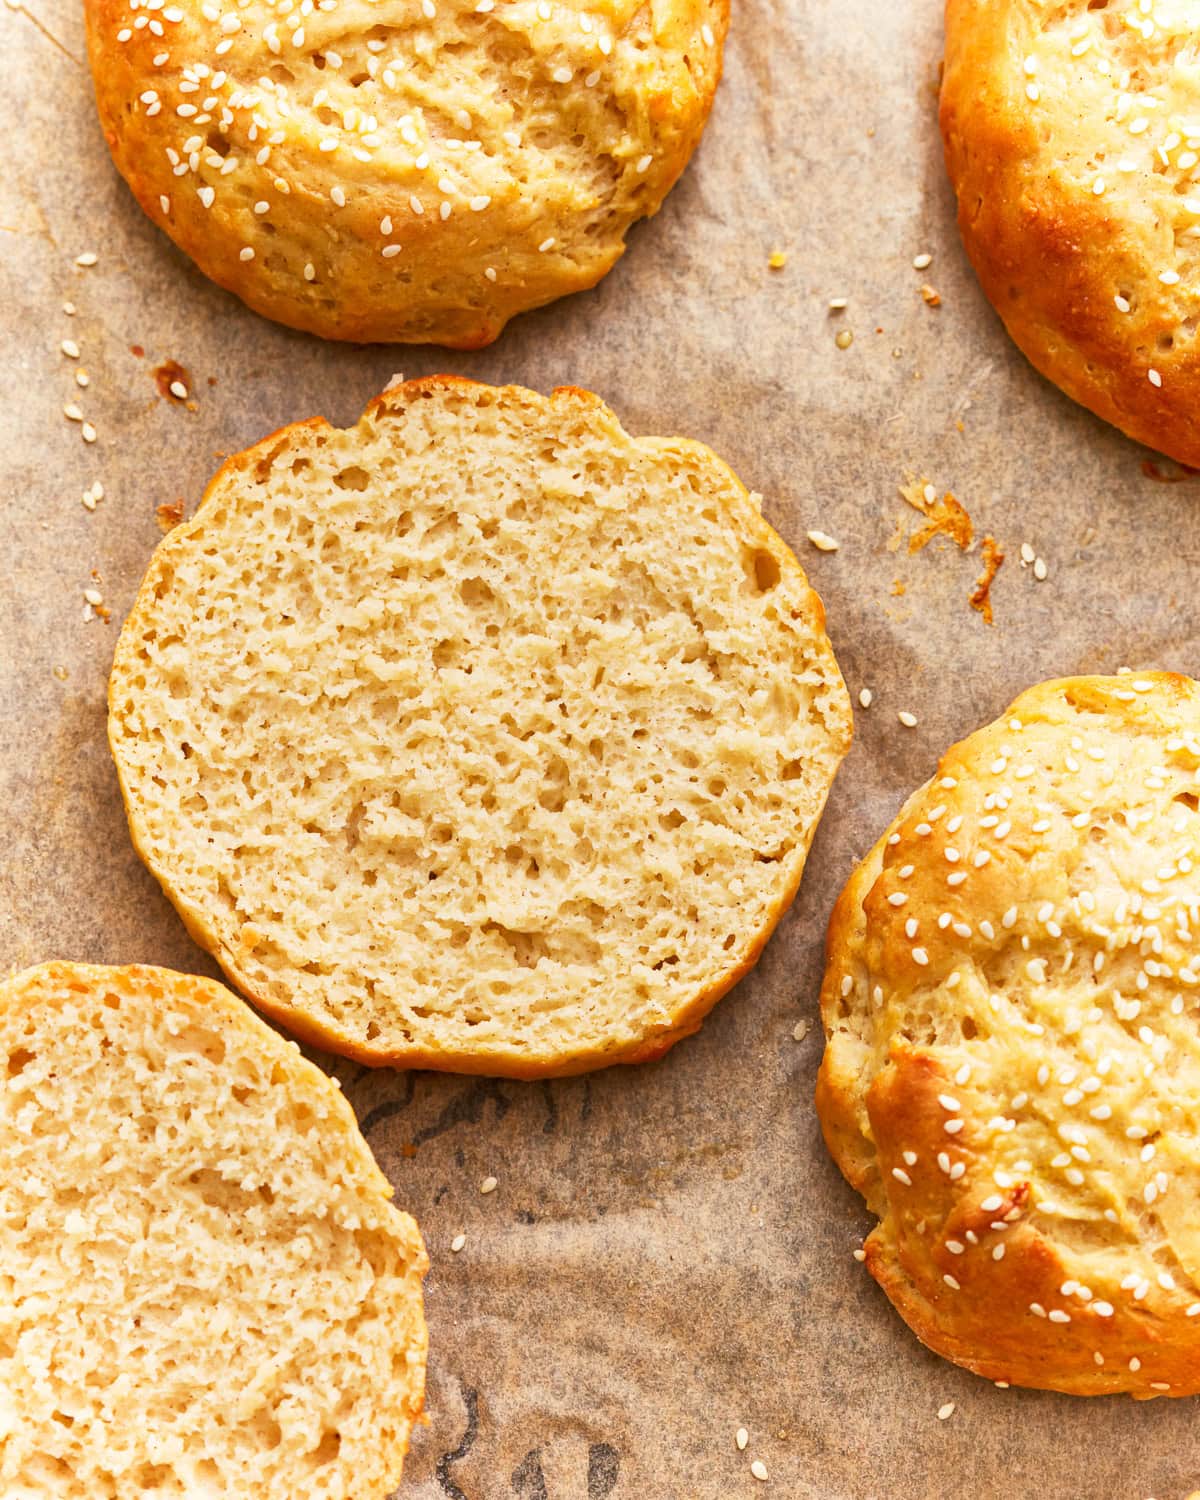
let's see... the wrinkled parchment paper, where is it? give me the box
[5,1,1200,1494]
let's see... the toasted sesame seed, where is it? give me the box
[75,252,98,267]
[480,1175,497,1194]
[913,253,933,270]
[84,588,104,607]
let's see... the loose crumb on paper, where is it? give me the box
[969,536,1005,626]
[156,500,185,533]
[900,478,974,553]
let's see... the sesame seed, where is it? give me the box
[81,422,97,444]
[74,252,98,267]
[807,530,839,552]
[835,329,854,349]
[60,339,80,359]
[913,253,933,270]
[239,247,254,262]
[1149,369,1163,387]
[480,1176,497,1194]
[898,711,918,728]
[936,1402,955,1420]
[750,1460,768,1482]
[735,1428,749,1452]
[538,236,556,253]
[635,153,653,173]
[450,1233,466,1253]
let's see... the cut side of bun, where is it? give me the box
[0,961,427,1498]
[109,378,851,1075]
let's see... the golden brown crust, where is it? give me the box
[84,0,727,346]
[942,0,1200,465]
[110,377,851,1077]
[818,673,1200,1396]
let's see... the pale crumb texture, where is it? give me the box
[109,378,851,1076]
[818,674,1200,1397]
[0,961,427,1499]
[83,0,728,346]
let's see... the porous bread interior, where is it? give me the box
[109,380,851,1072]
[819,675,1200,1392]
[1019,1,1200,323]
[0,962,427,1499]
[84,0,726,343]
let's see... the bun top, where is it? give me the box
[84,0,726,344]
[109,377,851,1077]
[819,673,1200,1395]
[942,0,1200,463]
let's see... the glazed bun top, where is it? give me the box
[85,0,727,344]
[942,0,1200,464]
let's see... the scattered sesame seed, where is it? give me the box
[736,1427,749,1451]
[169,379,188,400]
[768,250,788,270]
[936,1402,955,1421]
[81,422,97,444]
[807,530,839,552]
[859,688,873,709]
[60,339,80,359]
[898,711,918,728]
[480,1175,497,1194]
[750,1460,769,1482]
[74,252,98,268]
[913,253,933,270]
[84,588,104,607]
[450,1233,466,1253]
[835,329,854,350]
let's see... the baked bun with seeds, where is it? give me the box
[942,0,1200,465]
[818,674,1200,1397]
[83,0,726,346]
[108,377,851,1077]
[0,961,427,1497]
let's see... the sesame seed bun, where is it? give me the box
[941,1,1200,464]
[107,377,851,1076]
[818,674,1200,1396]
[83,0,727,346]
[0,961,427,1496]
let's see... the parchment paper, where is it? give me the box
[4,1,1200,1494]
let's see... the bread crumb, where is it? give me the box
[969,536,1005,625]
[156,500,185,533]
[920,284,942,307]
[806,530,839,552]
[835,330,854,349]
[768,249,787,270]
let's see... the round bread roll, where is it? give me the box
[108,377,851,1076]
[817,674,1200,1396]
[942,1,1200,465]
[83,0,726,345]
[0,961,427,1497]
